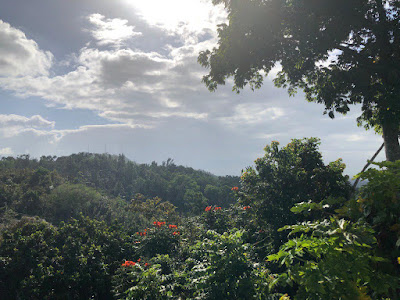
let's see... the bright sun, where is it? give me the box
[124,0,226,32]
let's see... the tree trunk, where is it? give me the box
[382,121,400,161]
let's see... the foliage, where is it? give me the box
[44,183,110,224]
[113,255,191,299]
[267,160,400,299]
[0,153,239,211]
[0,216,136,300]
[188,229,270,299]
[268,212,395,299]
[0,142,398,299]
[354,161,400,253]
[135,221,181,258]
[0,167,63,218]
[238,138,351,250]
[201,205,232,233]
[113,229,279,300]
[130,193,178,224]
[200,0,400,160]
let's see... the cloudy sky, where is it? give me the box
[0,0,384,176]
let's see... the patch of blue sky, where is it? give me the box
[0,90,117,130]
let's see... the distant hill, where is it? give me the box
[0,153,240,211]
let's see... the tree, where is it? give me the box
[199,0,400,161]
[238,138,351,250]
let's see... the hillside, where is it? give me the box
[0,153,239,212]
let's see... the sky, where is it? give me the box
[0,0,385,176]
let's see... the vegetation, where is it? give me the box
[0,139,398,299]
[199,0,400,161]
[0,153,239,214]
[1,2,399,298]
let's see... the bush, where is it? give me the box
[267,161,400,299]
[0,215,136,299]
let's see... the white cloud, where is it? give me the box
[0,20,53,77]
[327,132,378,143]
[0,18,220,127]
[220,104,285,126]
[0,11,385,177]
[0,114,55,137]
[125,0,227,34]
[0,147,13,156]
[0,114,55,128]
[87,14,142,46]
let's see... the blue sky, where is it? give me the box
[0,0,384,176]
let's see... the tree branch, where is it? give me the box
[352,142,384,193]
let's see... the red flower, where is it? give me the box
[173,231,180,236]
[243,206,251,210]
[205,206,212,212]
[169,224,178,229]
[145,263,150,267]
[153,221,166,228]
[122,260,136,267]
[231,186,239,191]
[214,207,222,211]
[137,258,141,262]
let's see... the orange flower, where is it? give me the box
[243,206,251,210]
[205,206,212,212]
[214,207,222,211]
[153,221,166,228]
[169,224,178,229]
[231,186,239,191]
[145,263,150,267]
[173,231,180,236]
[122,260,136,267]
[137,258,141,262]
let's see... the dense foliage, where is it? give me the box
[0,154,238,212]
[0,139,399,299]
[199,0,400,161]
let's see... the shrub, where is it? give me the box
[0,215,136,299]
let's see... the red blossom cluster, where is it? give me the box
[173,231,180,236]
[121,261,136,267]
[243,206,251,210]
[169,224,178,229]
[136,231,147,236]
[231,186,239,191]
[205,206,222,212]
[122,258,150,268]
[153,221,166,228]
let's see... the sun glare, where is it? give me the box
[125,0,226,32]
